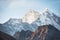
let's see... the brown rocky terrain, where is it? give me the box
[14,25,60,40]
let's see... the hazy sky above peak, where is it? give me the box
[0,0,60,23]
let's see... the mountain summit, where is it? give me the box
[43,8,49,13]
[22,10,40,24]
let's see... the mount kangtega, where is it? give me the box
[0,8,60,40]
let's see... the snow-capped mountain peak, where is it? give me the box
[42,8,51,15]
[43,8,49,13]
[22,10,40,24]
[32,9,60,30]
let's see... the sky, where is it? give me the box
[0,0,60,23]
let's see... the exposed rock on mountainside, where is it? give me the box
[14,25,60,40]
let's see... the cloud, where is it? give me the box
[8,0,26,8]
[7,0,41,9]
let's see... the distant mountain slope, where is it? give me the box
[0,31,16,40]
[0,24,16,36]
[14,25,60,40]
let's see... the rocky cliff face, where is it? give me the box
[14,25,60,40]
